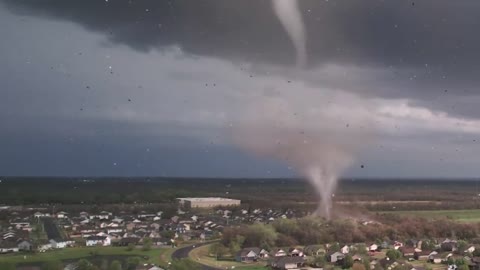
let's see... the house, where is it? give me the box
[270,256,306,269]
[86,236,111,247]
[442,239,458,252]
[49,239,74,249]
[394,241,404,250]
[329,251,345,263]
[466,246,476,253]
[259,249,269,258]
[17,240,33,251]
[118,237,140,246]
[288,247,303,257]
[400,247,416,258]
[430,253,442,264]
[34,212,50,218]
[112,217,124,224]
[271,248,287,257]
[415,250,432,261]
[147,267,164,270]
[37,241,52,252]
[0,241,19,253]
[236,247,260,262]
[56,211,68,219]
[369,244,379,252]
[304,245,325,256]
[107,228,123,234]
[352,254,363,261]
[341,245,350,254]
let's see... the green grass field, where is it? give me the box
[377,209,480,223]
[0,246,174,266]
[189,244,266,269]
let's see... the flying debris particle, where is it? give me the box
[360,165,365,168]
[113,162,117,166]
[86,86,90,89]
[287,80,291,83]
[346,124,349,128]
[249,75,254,78]
[128,99,132,102]
[80,108,83,111]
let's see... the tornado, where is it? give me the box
[233,2,371,219]
[233,90,372,219]
[272,0,307,68]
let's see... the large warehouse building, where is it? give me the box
[177,197,241,208]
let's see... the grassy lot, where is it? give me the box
[0,246,175,266]
[189,244,266,269]
[376,209,480,223]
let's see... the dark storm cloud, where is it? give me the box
[3,0,480,69]
[4,0,480,116]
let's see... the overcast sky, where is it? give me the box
[2,0,480,178]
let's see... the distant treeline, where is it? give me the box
[1,178,480,210]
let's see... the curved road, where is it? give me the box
[171,241,222,270]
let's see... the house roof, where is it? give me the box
[86,236,107,241]
[275,256,305,264]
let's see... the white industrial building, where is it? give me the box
[177,197,241,208]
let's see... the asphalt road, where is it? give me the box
[171,241,222,270]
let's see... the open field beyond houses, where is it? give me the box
[377,209,480,223]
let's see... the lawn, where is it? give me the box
[376,209,480,223]
[0,246,175,266]
[189,244,267,269]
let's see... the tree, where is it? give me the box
[109,260,122,270]
[142,237,153,251]
[170,259,201,270]
[421,240,436,250]
[353,262,367,270]
[447,257,455,266]
[457,240,467,252]
[243,223,278,250]
[309,256,326,267]
[458,264,469,270]
[161,230,175,239]
[329,243,341,252]
[343,254,354,269]
[363,257,371,270]
[0,262,16,270]
[43,260,63,270]
[126,243,135,251]
[455,258,465,266]
[209,242,228,260]
[355,244,368,255]
[126,257,141,270]
[386,249,401,260]
[77,259,93,270]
